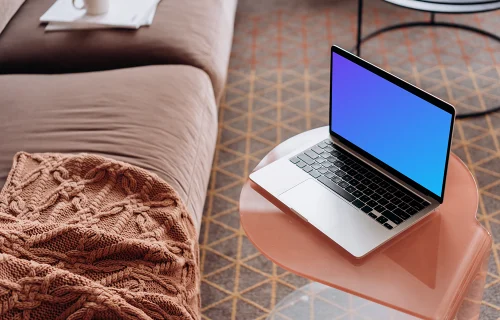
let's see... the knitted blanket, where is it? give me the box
[0,152,200,320]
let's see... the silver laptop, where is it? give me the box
[249,46,455,258]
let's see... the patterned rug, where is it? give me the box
[200,0,500,319]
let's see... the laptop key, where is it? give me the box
[305,150,319,159]
[298,154,315,165]
[318,168,329,174]
[367,200,377,207]
[338,181,349,188]
[354,173,364,180]
[353,190,363,198]
[312,163,322,170]
[411,201,424,211]
[394,190,405,197]
[343,175,353,182]
[340,165,350,171]
[322,162,333,168]
[386,203,396,211]
[346,186,356,193]
[290,157,300,164]
[318,142,328,149]
[378,198,389,206]
[378,198,389,207]
[357,184,367,191]
[302,166,313,173]
[398,202,409,210]
[390,197,402,205]
[335,170,346,177]
[361,206,372,213]
[352,199,365,208]
[325,172,335,179]
[350,179,360,186]
[350,163,360,170]
[368,212,377,219]
[360,195,370,203]
[394,208,410,220]
[407,208,418,216]
[365,172,375,179]
[387,186,397,193]
[374,205,385,213]
[309,170,321,178]
[316,157,326,164]
[328,166,339,173]
[364,188,374,196]
[296,161,306,168]
[376,216,388,224]
[330,176,341,183]
[381,210,403,225]
[371,194,381,201]
[384,223,393,230]
[317,176,355,202]
[361,178,371,185]
[311,146,323,154]
[384,193,394,200]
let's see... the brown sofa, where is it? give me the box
[0,0,237,233]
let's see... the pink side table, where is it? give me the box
[239,127,492,320]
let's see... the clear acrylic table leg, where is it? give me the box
[267,282,420,320]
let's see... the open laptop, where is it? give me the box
[249,45,455,258]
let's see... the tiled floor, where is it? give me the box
[200,0,500,319]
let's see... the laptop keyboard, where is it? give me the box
[289,139,431,230]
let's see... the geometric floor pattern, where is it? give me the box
[200,0,500,319]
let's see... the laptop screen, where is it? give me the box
[330,50,453,200]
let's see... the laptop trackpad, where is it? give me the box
[278,179,360,234]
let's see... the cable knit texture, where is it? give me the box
[0,152,200,320]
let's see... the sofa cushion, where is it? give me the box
[0,0,237,100]
[0,65,217,233]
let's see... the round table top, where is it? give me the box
[239,127,492,320]
[383,0,500,13]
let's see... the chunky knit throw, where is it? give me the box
[0,152,200,320]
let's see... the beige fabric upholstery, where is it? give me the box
[0,65,217,233]
[0,0,24,35]
[0,0,237,100]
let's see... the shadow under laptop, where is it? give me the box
[246,180,442,290]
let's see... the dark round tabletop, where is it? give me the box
[384,0,500,13]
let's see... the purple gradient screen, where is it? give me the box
[330,52,452,197]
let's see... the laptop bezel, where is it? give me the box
[329,45,455,204]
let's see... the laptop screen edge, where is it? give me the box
[329,45,456,203]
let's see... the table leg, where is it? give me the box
[454,247,490,319]
[356,0,363,56]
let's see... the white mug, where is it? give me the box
[72,0,109,15]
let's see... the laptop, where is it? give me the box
[249,45,455,258]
